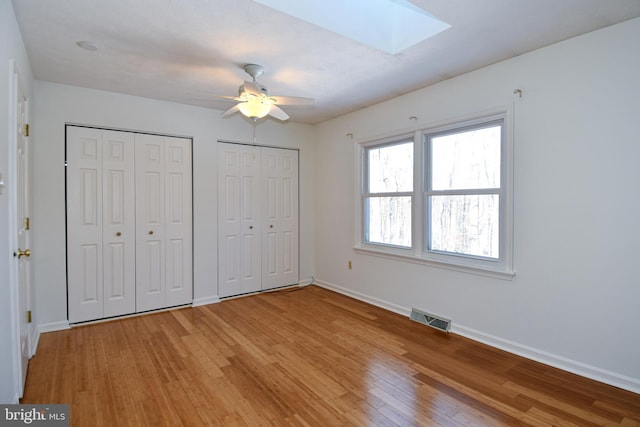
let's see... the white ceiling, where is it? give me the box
[11,0,640,125]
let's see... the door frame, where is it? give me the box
[8,60,34,399]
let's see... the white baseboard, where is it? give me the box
[298,277,315,286]
[453,324,640,395]
[192,296,221,307]
[38,321,71,334]
[315,280,410,317]
[314,279,640,394]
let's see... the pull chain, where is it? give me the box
[253,118,257,143]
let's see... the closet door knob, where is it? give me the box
[249,226,253,229]
[148,230,154,235]
[269,224,274,228]
[116,232,122,237]
[14,248,31,259]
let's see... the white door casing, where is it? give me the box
[218,143,261,298]
[261,147,299,291]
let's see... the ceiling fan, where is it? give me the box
[220,64,314,121]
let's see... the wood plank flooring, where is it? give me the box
[22,285,640,426]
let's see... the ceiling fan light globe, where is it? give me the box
[238,99,271,119]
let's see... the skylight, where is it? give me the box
[254,0,451,54]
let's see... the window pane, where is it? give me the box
[431,125,501,190]
[429,195,499,258]
[366,196,412,247]
[368,142,413,193]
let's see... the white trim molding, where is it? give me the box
[453,325,640,395]
[315,280,410,317]
[38,321,71,334]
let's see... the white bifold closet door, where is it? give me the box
[261,146,299,291]
[135,134,193,312]
[218,142,298,298]
[218,144,262,297]
[67,127,192,323]
[67,127,136,323]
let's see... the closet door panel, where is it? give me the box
[67,127,104,323]
[261,147,299,291]
[218,145,240,297]
[262,159,279,285]
[240,148,261,292]
[218,143,261,297]
[219,153,240,297]
[280,150,299,281]
[135,134,166,312]
[102,130,136,317]
[164,137,192,306]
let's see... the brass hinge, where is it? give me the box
[27,310,32,323]
[24,217,30,231]
[24,124,30,137]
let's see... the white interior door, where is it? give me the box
[136,134,193,311]
[164,136,193,307]
[218,143,261,298]
[261,147,299,291]
[13,69,32,395]
[67,127,104,323]
[135,134,166,312]
[102,130,136,317]
[67,127,137,322]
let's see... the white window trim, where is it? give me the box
[354,107,515,280]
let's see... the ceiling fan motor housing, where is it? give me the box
[238,82,269,96]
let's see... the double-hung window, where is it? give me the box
[362,137,414,249]
[358,111,513,278]
[425,118,504,262]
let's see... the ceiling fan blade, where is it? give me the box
[270,95,315,106]
[268,105,289,121]
[242,81,263,97]
[221,104,241,118]
[211,95,237,101]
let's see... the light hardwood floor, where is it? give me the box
[22,285,640,426]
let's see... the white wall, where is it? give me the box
[32,81,316,327]
[0,0,34,404]
[315,17,640,392]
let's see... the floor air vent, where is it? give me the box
[410,308,451,332]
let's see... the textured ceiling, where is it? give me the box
[11,0,640,124]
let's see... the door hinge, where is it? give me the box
[24,217,30,231]
[24,124,30,137]
[27,310,32,323]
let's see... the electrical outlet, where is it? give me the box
[348,260,352,270]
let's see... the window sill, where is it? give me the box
[353,245,515,281]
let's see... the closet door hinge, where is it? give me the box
[27,310,32,323]
[24,217,30,231]
[24,124,30,137]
